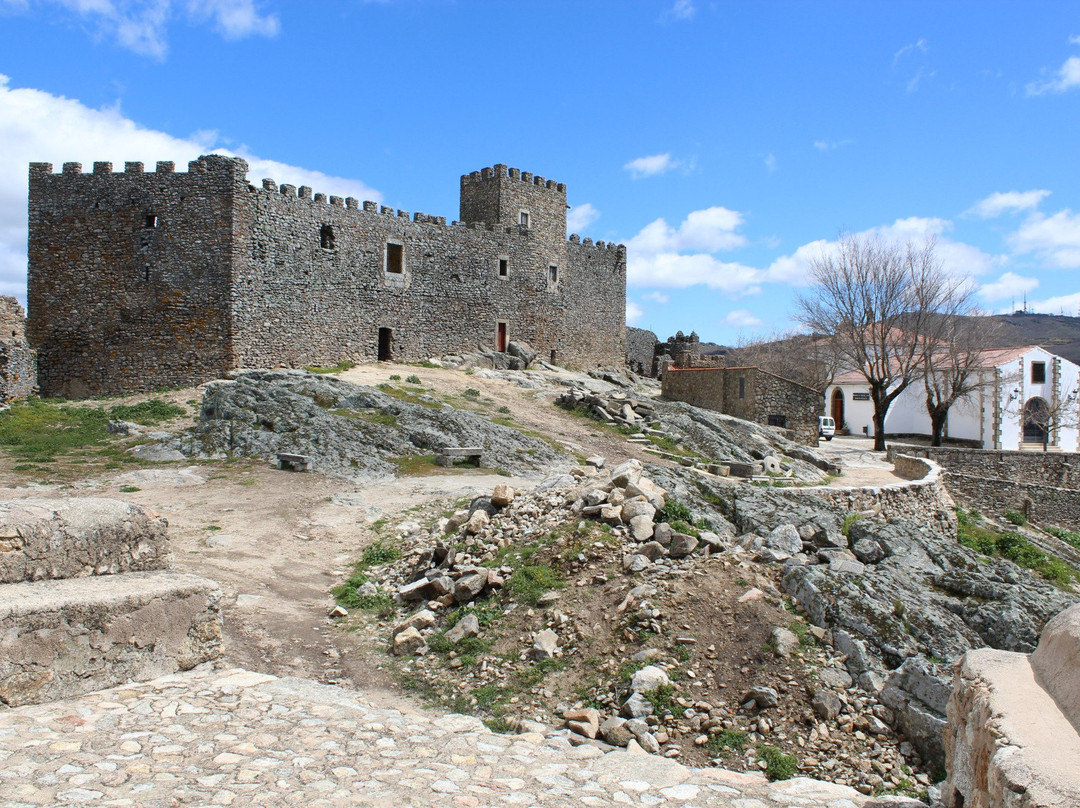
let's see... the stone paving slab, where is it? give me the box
[0,664,897,808]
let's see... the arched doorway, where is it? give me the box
[1022,397,1049,446]
[831,389,845,428]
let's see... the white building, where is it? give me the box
[825,346,1080,451]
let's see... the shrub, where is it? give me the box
[841,512,861,537]
[360,540,401,567]
[656,498,693,525]
[757,744,798,780]
[462,388,480,399]
[405,374,421,385]
[707,729,748,755]
[389,374,401,381]
[1004,510,1027,527]
[644,683,675,714]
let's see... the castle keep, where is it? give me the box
[27,156,626,397]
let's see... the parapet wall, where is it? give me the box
[892,444,1080,530]
[786,456,958,538]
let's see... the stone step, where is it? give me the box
[0,498,168,584]
[0,570,222,707]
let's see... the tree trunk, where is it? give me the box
[873,409,888,452]
[930,409,947,447]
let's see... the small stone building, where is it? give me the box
[662,365,822,445]
[27,157,627,398]
[0,297,36,402]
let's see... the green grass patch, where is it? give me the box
[515,657,567,687]
[446,599,504,629]
[656,498,693,525]
[958,508,1077,588]
[119,485,141,493]
[360,540,401,567]
[462,388,480,399]
[707,729,749,756]
[1046,526,1080,551]
[1004,510,1028,527]
[377,384,441,409]
[304,360,356,374]
[757,744,798,780]
[644,683,675,714]
[505,564,564,605]
[405,374,422,385]
[392,454,441,475]
[841,512,862,537]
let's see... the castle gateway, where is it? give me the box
[27,156,627,397]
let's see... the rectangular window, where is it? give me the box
[144,215,158,229]
[1031,362,1046,384]
[320,224,335,250]
[549,264,558,285]
[767,414,787,428]
[519,211,530,228]
[385,242,404,274]
[498,257,508,278]
[738,377,745,399]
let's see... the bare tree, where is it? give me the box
[730,329,840,392]
[798,234,954,451]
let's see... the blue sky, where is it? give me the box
[0,1,1078,346]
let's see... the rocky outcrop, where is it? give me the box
[183,369,565,482]
[942,603,1080,808]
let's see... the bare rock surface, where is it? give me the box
[184,369,566,483]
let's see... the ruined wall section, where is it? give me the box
[0,297,36,402]
[626,327,658,376]
[27,157,239,397]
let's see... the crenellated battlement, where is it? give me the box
[29,155,240,179]
[460,164,566,194]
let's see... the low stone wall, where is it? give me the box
[892,445,1080,530]
[0,571,222,706]
[0,496,222,706]
[0,498,169,583]
[785,456,957,538]
[942,604,1080,808]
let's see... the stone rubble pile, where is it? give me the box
[345,461,934,799]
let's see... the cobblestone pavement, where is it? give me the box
[0,665,892,808]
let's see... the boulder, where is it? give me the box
[762,524,803,556]
[531,628,560,660]
[668,533,699,558]
[393,625,426,656]
[491,484,515,507]
[744,685,779,709]
[630,665,670,693]
[771,626,799,659]
[391,609,437,638]
[812,689,842,720]
[444,613,480,645]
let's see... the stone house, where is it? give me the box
[826,345,1080,450]
[27,157,626,398]
[661,365,822,446]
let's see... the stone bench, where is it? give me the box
[943,603,1080,807]
[435,446,483,467]
[277,453,313,472]
[0,570,222,706]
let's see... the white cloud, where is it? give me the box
[662,0,695,21]
[0,74,381,301]
[626,301,644,325]
[966,189,1051,219]
[813,139,852,152]
[763,153,777,173]
[624,153,679,179]
[12,0,279,59]
[722,309,764,328]
[979,272,1039,302]
[893,38,928,65]
[1026,290,1080,316]
[566,202,599,234]
[643,291,668,304]
[1026,38,1080,96]
[1009,209,1080,268]
[906,66,935,94]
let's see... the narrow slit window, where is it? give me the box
[498,258,508,277]
[549,264,558,284]
[738,377,745,399]
[385,242,404,274]
[144,215,158,229]
[320,224,335,250]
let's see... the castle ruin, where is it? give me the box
[27,156,627,397]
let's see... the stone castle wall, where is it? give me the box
[0,297,36,402]
[625,327,657,376]
[28,158,625,397]
[662,366,821,446]
[891,444,1080,530]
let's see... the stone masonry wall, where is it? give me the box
[662,366,821,446]
[0,297,36,401]
[892,445,1080,530]
[625,327,658,376]
[28,157,237,398]
[28,158,626,397]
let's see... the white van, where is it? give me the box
[818,416,835,441]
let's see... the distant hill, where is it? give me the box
[985,312,1080,365]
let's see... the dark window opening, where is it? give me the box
[498,258,508,277]
[320,224,335,250]
[738,377,745,399]
[385,242,403,274]
[144,266,150,282]
[144,215,158,228]
[378,328,393,361]
[549,264,558,284]
[550,349,557,363]
[1031,361,1046,384]
[767,414,787,428]
[519,211,530,227]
